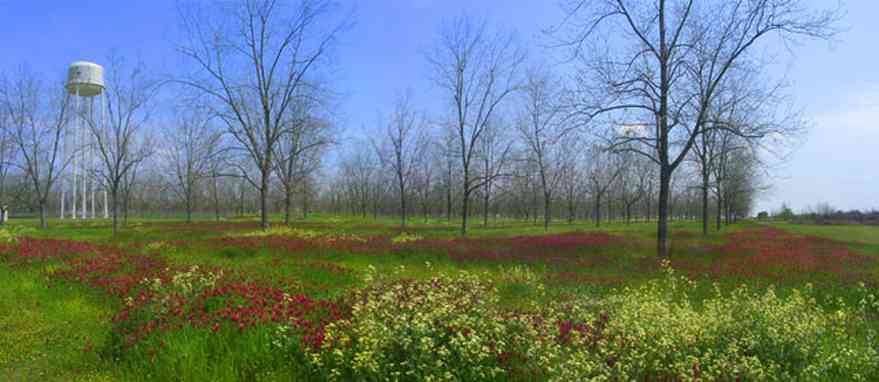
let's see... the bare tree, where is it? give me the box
[339,142,379,217]
[556,135,586,224]
[516,67,569,230]
[177,0,348,229]
[585,145,623,227]
[273,92,333,224]
[476,116,513,227]
[374,92,426,228]
[1,67,72,228]
[618,152,652,224]
[556,0,839,257]
[427,15,525,235]
[0,94,15,221]
[439,124,458,222]
[86,56,158,235]
[164,105,223,223]
[412,139,438,222]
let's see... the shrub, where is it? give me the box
[296,263,879,381]
[555,264,879,381]
[390,232,422,245]
[235,226,321,239]
[0,225,35,244]
[860,282,879,318]
[144,241,171,252]
[303,271,559,381]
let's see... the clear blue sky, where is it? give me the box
[1,0,875,213]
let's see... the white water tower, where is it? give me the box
[66,61,105,96]
[62,61,108,220]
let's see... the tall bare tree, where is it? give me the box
[618,152,653,224]
[86,56,158,235]
[374,92,426,228]
[273,89,333,224]
[164,105,223,223]
[556,0,839,257]
[0,94,14,221]
[1,67,71,228]
[178,0,348,229]
[585,145,623,227]
[516,68,569,230]
[476,116,513,227]
[427,15,525,235]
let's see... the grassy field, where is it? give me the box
[1,215,877,380]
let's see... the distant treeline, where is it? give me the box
[760,203,879,225]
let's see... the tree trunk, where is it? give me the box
[626,203,632,225]
[111,188,119,236]
[543,191,551,231]
[283,188,292,225]
[212,177,221,222]
[302,185,310,219]
[446,174,452,222]
[460,193,469,236]
[123,189,130,226]
[399,180,406,229]
[657,166,671,258]
[259,167,269,230]
[701,169,709,236]
[39,201,48,229]
[185,190,193,223]
[482,183,490,227]
[460,164,470,235]
[594,193,601,228]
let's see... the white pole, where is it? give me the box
[80,98,86,221]
[60,112,66,220]
[101,92,109,219]
[89,98,96,219]
[72,88,79,220]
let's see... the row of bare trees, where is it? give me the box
[0,0,836,257]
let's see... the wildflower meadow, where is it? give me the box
[1,216,877,381]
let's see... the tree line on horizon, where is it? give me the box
[0,0,840,257]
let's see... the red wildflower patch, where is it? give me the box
[11,237,98,263]
[2,237,350,351]
[209,234,391,256]
[710,227,873,279]
[404,232,622,264]
[114,276,349,349]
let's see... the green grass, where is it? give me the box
[770,221,879,255]
[0,262,116,381]
[1,215,877,380]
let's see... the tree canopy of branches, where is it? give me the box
[0,67,71,228]
[516,67,569,230]
[86,55,158,235]
[163,104,223,223]
[373,92,427,228]
[427,15,526,236]
[556,0,839,257]
[177,0,348,229]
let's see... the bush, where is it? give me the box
[555,264,879,381]
[294,263,878,381]
[304,271,558,381]
[0,225,35,244]
[390,232,422,244]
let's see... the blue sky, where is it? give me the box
[1,0,876,213]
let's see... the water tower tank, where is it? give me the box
[66,61,104,97]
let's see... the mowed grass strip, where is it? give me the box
[0,262,116,381]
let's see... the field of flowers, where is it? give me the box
[1,216,877,381]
